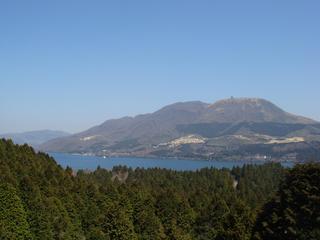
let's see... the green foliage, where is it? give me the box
[2,139,316,239]
[252,163,320,240]
[232,163,286,208]
[0,183,33,239]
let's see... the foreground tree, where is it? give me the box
[0,183,33,240]
[0,139,297,239]
[252,163,320,240]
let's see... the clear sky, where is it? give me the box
[1,0,319,134]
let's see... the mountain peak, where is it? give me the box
[210,97,271,107]
[40,97,317,155]
[202,97,316,124]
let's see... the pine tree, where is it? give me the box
[0,183,33,240]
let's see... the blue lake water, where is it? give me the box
[49,152,294,171]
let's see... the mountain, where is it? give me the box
[1,130,70,147]
[202,98,314,123]
[41,98,320,161]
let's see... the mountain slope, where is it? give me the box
[202,98,314,123]
[1,130,70,147]
[40,98,319,161]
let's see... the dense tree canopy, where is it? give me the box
[0,139,318,239]
[252,163,320,240]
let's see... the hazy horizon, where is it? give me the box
[1,96,319,135]
[1,1,319,133]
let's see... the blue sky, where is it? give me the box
[1,0,319,133]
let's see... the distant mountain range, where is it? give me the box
[1,130,70,148]
[40,98,320,162]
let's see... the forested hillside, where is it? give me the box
[0,139,319,239]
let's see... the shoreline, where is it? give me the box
[48,151,297,164]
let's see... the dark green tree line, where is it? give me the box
[0,139,318,239]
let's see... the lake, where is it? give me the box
[49,152,294,171]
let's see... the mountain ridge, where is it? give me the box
[40,98,320,161]
[1,130,70,147]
